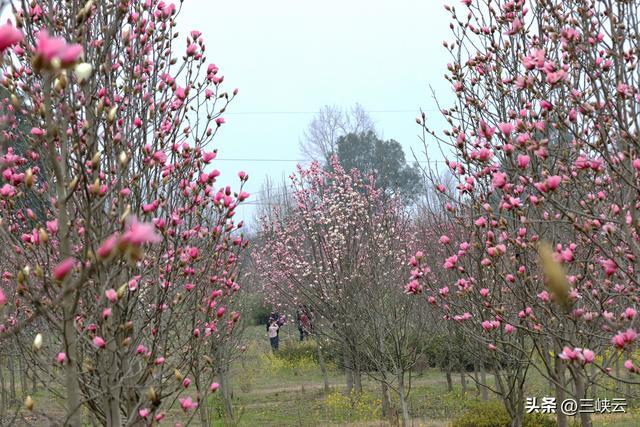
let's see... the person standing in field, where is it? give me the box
[268,321,280,351]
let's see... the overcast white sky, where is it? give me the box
[179,0,452,227]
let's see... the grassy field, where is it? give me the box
[205,324,640,427]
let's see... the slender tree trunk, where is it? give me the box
[589,363,596,398]
[473,361,480,396]
[625,353,633,397]
[18,357,26,398]
[445,368,453,393]
[554,359,568,427]
[315,337,330,393]
[343,350,354,395]
[104,339,122,427]
[8,355,15,401]
[0,355,5,419]
[45,73,80,426]
[573,370,592,427]
[614,357,621,397]
[460,370,467,395]
[381,381,394,423]
[479,363,489,401]
[510,408,524,427]
[220,368,234,421]
[397,377,410,427]
[353,370,362,394]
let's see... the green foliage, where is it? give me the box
[322,390,382,422]
[334,131,422,201]
[243,294,272,326]
[274,340,319,364]
[260,350,318,375]
[272,339,340,368]
[452,401,556,427]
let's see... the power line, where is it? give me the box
[214,157,446,163]
[224,109,439,116]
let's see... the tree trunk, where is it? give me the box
[343,351,354,395]
[315,337,330,393]
[18,357,26,398]
[0,355,5,419]
[445,368,453,393]
[473,362,480,396]
[510,409,524,427]
[589,363,596,398]
[220,368,234,421]
[614,356,621,397]
[104,392,122,427]
[460,370,467,395]
[554,359,568,427]
[479,363,489,401]
[573,370,592,427]
[397,378,410,427]
[381,381,394,423]
[353,368,362,394]
[8,355,15,401]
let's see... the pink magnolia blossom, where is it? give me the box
[35,31,83,67]
[179,396,198,412]
[92,336,106,349]
[121,216,162,246]
[53,258,75,281]
[105,289,118,303]
[623,307,637,320]
[138,408,150,420]
[56,352,67,364]
[498,122,515,135]
[97,234,119,259]
[517,154,530,169]
[0,22,23,52]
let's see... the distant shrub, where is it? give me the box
[273,339,340,368]
[243,295,272,326]
[323,390,382,422]
[275,340,320,364]
[452,401,556,427]
[260,350,317,375]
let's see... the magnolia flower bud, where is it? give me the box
[39,228,48,243]
[91,151,101,167]
[32,333,43,351]
[174,369,183,382]
[54,73,67,91]
[120,205,131,223]
[119,151,128,167]
[68,176,79,190]
[96,98,104,115]
[117,284,127,299]
[90,178,100,194]
[147,387,158,403]
[25,395,33,411]
[107,106,117,123]
[25,168,34,188]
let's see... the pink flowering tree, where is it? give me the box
[255,159,433,426]
[0,1,248,425]
[409,1,640,426]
